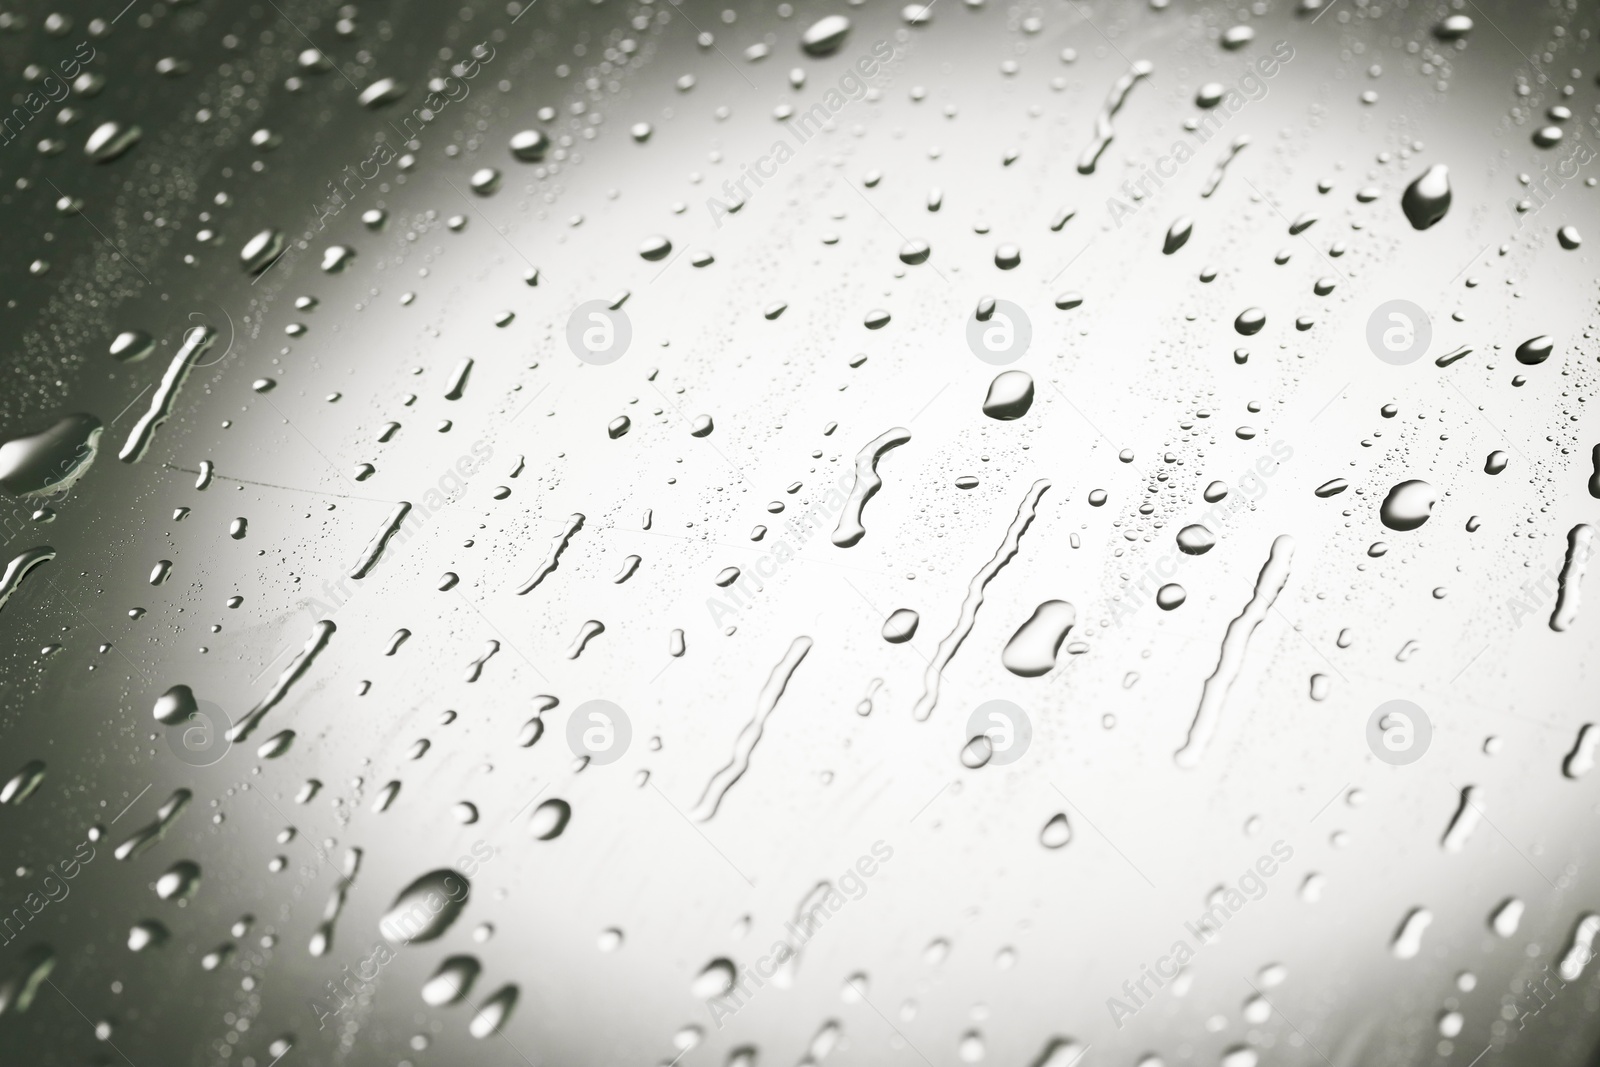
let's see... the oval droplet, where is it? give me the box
[1380,480,1436,531]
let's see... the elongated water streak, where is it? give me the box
[119,326,216,463]
[832,427,911,547]
[691,635,813,820]
[0,547,54,615]
[518,513,585,594]
[229,619,337,742]
[1200,135,1251,197]
[1077,61,1153,174]
[1551,523,1594,632]
[913,479,1051,722]
[349,502,412,579]
[1174,534,1295,767]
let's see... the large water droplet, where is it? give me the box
[379,869,471,944]
[1401,164,1451,230]
[982,370,1034,420]
[1379,480,1436,531]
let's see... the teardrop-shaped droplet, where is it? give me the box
[1401,164,1451,230]
[1515,335,1553,365]
[1163,216,1193,254]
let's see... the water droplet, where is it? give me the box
[981,370,1034,420]
[358,77,407,108]
[1379,480,1436,531]
[0,414,102,496]
[1040,813,1071,848]
[1176,524,1215,554]
[800,14,851,55]
[380,869,470,944]
[1234,307,1266,335]
[1001,600,1075,676]
[1163,216,1193,254]
[1401,164,1451,230]
[422,956,481,1006]
[529,798,571,839]
[1515,335,1553,365]
[85,121,140,163]
[883,608,920,643]
[510,129,548,161]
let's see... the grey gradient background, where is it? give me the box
[1,0,1598,1064]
